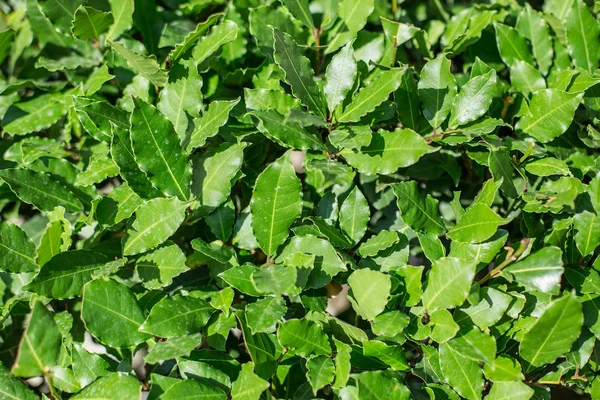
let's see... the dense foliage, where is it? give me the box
[1,0,600,398]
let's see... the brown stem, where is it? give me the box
[478,238,531,285]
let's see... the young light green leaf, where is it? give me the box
[358,230,399,257]
[324,42,357,112]
[25,250,109,299]
[82,279,151,348]
[109,40,167,87]
[250,152,302,256]
[422,257,476,311]
[272,29,327,119]
[503,246,564,293]
[0,222,38,273]
[169,14,222,63]
[429,309,459,343]
[348,269,391,321]
[516,89,583,143]
[71,343,111,388]
[12,300,61,377]
[231,362,270,400]
[2,93,67,136]
[84,64,115,96]
[252,264,297,296]
[161,379,226,400]
[192,20,239,65]
[566,0,600,73]
[185,99,239,152]
[131,98,192,200]
[520,294,583,368]
[107,0,133,38]
[338,68,405,123]
[122,197,187,256]
[339,186,370,244]
[71,6,113,40]
[447,203,506,243]
[485,381,534,400]
[342,128,435,176]
[418,54,457,128]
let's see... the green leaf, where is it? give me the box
[206,200,235,241]
[252,264,297,296]
[250,152,302,256]
[131,97,192,200]
[2,93,67,136]
[510,60,546,96]
[272,29,327,119]
[25,250,109,299]
[169,14,222,63]
[84,64,115,96]
[0,363,38,399]
[342,128,435,175]
[71,6,113,40]
[71,374,141,400]
[140,294,214,337]
[363,340,409,370]
[516,4,553,75]
[278,234,346,287]
[516,89,583,143]
[306,355,335,394]
[0,221,38,273]
[391,181,445,235]
[494,22,535,67]
[109,40,168,87]
[277,319,332,357]
[348,269,391,321]
[439,342,484,400]
[573,211,600,256]
[520,294,583,368]
[185,99,239,153]
[338,68,405,123]
[122,197,187,256]
[157,60,203,138]
[422,257,476,311]
[82,278,151,348]
[429,309,459,343]
[447,203,506,243]
[246,296,287,334]
[231,362,270,400]
[12,300,61,377]
[251,110,326,151]
[566,0,600,73]
[324,42,357,112]
[449,70,497,128]
[354,371,410,400]
[418,53,457,128]
[107,0,133,38]
[71,343,111,387]
[110,125,162,199]
[485,381,534,400]
[503,246,564,293]
[145,333,203,364]
[358,230,399,257]
[280,0,313,29]
[192,20,239,65]
[339,186,370,244]
[192,142,247,213]
[161,379,226,400]
[525,157,571,176]
[136,242,189,289]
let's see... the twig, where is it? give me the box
[478,238,531,285]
